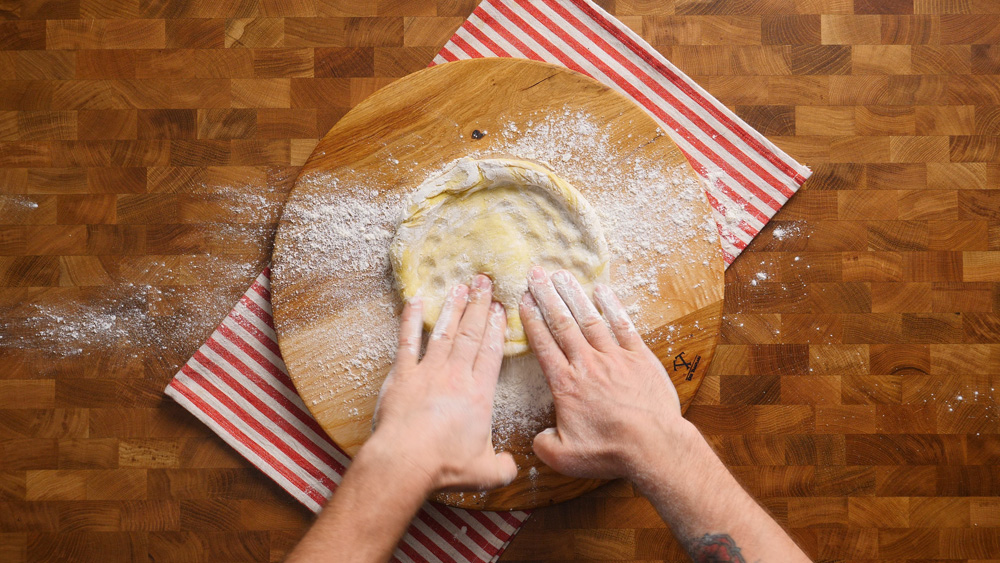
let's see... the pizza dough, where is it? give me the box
[390,157,610,356]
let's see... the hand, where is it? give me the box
[369,274,518,493]
[519,266,686,482]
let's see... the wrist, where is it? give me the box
[356,432,437,498]
[625,416,706,493]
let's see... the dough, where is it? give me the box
[390,157,610,356]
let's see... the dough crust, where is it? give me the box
[390,157,610,355]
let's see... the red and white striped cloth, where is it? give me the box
[166,2,811,562]
[436,0,810,264]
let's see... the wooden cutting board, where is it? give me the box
[270,58,724,511]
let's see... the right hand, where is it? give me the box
[519,266,689,482]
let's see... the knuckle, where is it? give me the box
[432,330,454,344]
[548,369,579,396]
[547,312,578,335]
[579,314,606,333]
[455,325,482,343]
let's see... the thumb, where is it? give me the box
[532,427,568,471]
[470,451,519,490]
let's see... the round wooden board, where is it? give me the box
[271,58,725,511]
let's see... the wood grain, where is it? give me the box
[1,0,999,560]
[269,58,724,511]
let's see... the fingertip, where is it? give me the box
[470,274,492,301]
[521,291,536,308]
[528,265,546,283]
[531,427,561,465]
[496,452,518,485]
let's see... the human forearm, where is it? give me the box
[286,438,432,563]
[631,420,809,562]
[287,282,515,561]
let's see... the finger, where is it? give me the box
[593,284,644,351]
[472,301,506,390]
[395,296,424,368]
[550,269,616,351]
[450,274,494,368]
[526,266,590,360]
[423,283,469,363]
[532,427,570,475]
[469,451,519,490]
[519,292,570,379]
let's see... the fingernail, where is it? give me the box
[529,266,545,282]
[552,269,570,284]
[473,274,491,290]
[522,292,536,307]
[408,296,422,307]
[491,301,504,315]
[452,284,469,299]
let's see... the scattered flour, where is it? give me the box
[270,108,720,448]
[0,180,284,370]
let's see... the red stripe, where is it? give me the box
[393,537,429,563]
[450,33,485,59]
[685,152,770,228]
[417,511,480,561]
[168,378,327,507]
[568,0,806,185]
[212,324,329,443]
[214,323,293,393]
[240,293,274,328]
[703,194,750,251]
[502,0,783,213]
[227,309,283,361]
[687,159,769,243]
[429,504,499,554]
[543,0,795,201]
[492,509,523,528]
[206,333,346,463]
[477,4,543,60]
[250,279,271,302]
[462,19,511,57]
[466,510,512,541]
[222,318,295,391]
[407,523,458,563]
[186,355,341,491]
[195,343,347,473]
[438,46,460,62]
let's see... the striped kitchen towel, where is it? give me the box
[437,0,810,265]
[166,1,811,562]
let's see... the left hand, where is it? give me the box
[367,274,518,493]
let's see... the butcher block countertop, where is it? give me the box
[2,0,1000,561]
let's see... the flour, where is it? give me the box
[270,107,720,448]
[0,182,282,367]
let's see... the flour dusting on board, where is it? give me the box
[271,108,719,443]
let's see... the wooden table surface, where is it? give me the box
[1,0,999,561]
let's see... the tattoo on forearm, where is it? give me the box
[684,533,747,563]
